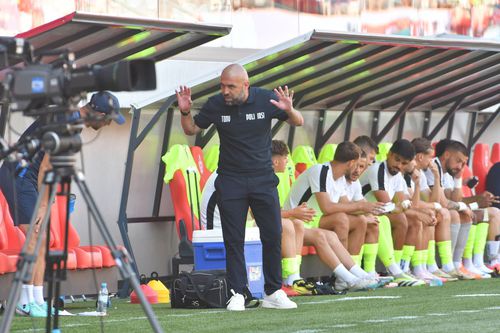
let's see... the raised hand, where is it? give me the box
[270,86,294,112]
[175,85,193,113]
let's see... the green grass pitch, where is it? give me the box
[6,278,500,332]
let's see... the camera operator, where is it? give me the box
[0,91,123,317]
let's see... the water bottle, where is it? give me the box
[97,282,109,313]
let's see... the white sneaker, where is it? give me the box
[226,290,245,311]
[335,278,378,291]
[465,264,491,279]
[262,289,297,309]
[476,263,494,274]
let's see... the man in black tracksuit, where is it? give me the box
[176,64,303,311]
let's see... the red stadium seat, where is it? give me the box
[49,194,104,270]
[295,163,308,176]
[0,252,13,274]
[491,143,500,164]
[169,169,202,241]
[472,143,492,194]
[190,146,212,191]
[461,165,473,197]
[0,190,25,272]
[308,246,317,255]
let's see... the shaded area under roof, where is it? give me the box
[15,11,231,67]
[138,30,500,113]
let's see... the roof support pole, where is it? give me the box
[288,125,296,150]
[314,110,327,156]
[470,106,500,149]
[117,106,141,296]
[397,111,406,139]
[344,109,354,141]
[375,98,413,143]
[467,111,478,158]
[194,125,217,148]
[371,111,380,140]
[422,111,431,138]
[446,113,455,139]
[152,107,174,217]
[272,120,285,138]
[314,96,360,154]
[117,96,176,295]
[0,103,9,138]
[425,98,463,141]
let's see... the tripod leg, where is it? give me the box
[0,176,59,333]
[73,172,163,333]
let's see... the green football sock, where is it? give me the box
[422,249,428,267]
[411,250,423,268]
[473,222,489,256]
[359,244,365,262]
[394,250,403,265]
[377,215,396,267]
[463,224,476,259]
[363,243,379,273]
[427,240,436,266]
[401,245,415,263]
[437,240,453,265]
[282,257,297,279]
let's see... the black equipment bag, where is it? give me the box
[171,270,229,309]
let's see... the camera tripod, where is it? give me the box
[0,153,163,333]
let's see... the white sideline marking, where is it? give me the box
[293,330,325,333]
[364,319,389,323]
[329,324,357,328]
[364,315,418,324]
[455,310,481,313]
[485,306,500,310]
[391,316,419,320]
[454,293,500,297]
[427,313,447,316]
[302,296,401,305]
[337,296,401,301]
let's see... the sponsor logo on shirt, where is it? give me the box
[245,112,265,121]
[221,115,231,123]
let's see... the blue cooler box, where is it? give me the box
[192,227,264,299]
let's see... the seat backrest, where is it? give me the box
[0,201,8,250]
[204,145,220,173]
[169,170,202,241]
[162,144,202,227]
[276,171,292,207]
[0,190,24,251]
[295,162,308,176]
[317,143,337,164]
[461,164,473,197]
[286,153,296,183]
[49,194,80,250]
[291,145,317,169]
[376,142,392,162]
[472,143,492,194]
[491,143,500,164]
[56,194,80,249]
[190,146,211,191]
